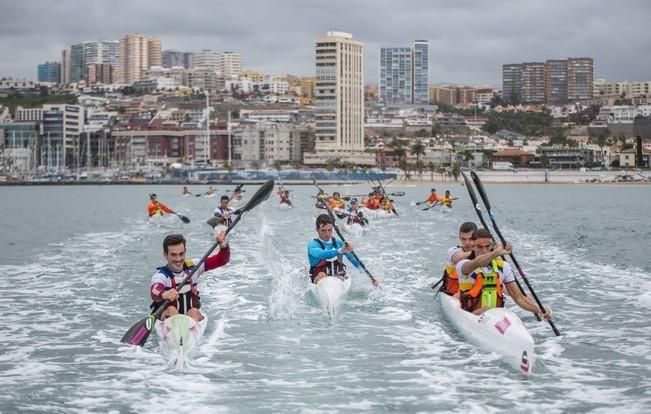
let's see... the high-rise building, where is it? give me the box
[37,62,61,83]
[118,34,162,84]
[502,64,522,105]
[194,50,241,79]
[68,41,119,83]
[379,40,429,105]
[379,47,412,104]
[162,50,193,69]
[412,40,429,104]
[545,60,568,104]
[504,57,594,105]
[314,31,364,152]
[567,57,593,102]
[69,43,86,83]
[521,62,545,104]
[61,49,71,85]
[86,64,113,85]
[41,105,84,169]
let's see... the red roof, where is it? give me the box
[492,148,534,157]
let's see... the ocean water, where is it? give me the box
[0,182,650,413]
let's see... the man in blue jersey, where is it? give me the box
[307,214,361,285]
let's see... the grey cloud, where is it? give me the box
[1,0,649,87]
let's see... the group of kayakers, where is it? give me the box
[419,188,455,209]
[437,221,553,319]
[145,182,552,326]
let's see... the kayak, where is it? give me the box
[204,193,216,198]
[155,310,208,368]
[279,201,293,209]
[310,276,352,320]
[148,212,177,226]
[342,222,365,237]
[438,293,535,375]
[362,207,395,219]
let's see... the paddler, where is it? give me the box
[437,222,477,296]
[280,189,292,206]
[456,228,552,319]
[149,232,230,322]
[213,195,241,228]
[307,214,361,285]
[439,190,454,208]
[346,199,368,226]
[328,191,346,209]
[147,193,174,217]
[182,186,192,196]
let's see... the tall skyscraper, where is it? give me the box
[314,31,365,152]
[521,62,545,104]
[504,57,594,105]
[545,60,568,104]
[61,49,71,85]
[379,47,412,104]
[379,40,429,105]
[68,40,119,83]
[118,34,162,84]
[69,43,86,83]
[502,64,522,105]
[162,50,193,69]
[37,62,61,83]
[412,40,429,104]
[567,57,593,102]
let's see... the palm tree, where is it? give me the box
[387,138,407,178]
[427,161,436,181]
[410,141,426,176]
[272,160,283,174]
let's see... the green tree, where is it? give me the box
[451,163,461,181]
[427,161,436,181]
[410,141,426,175]
[325,157,340,171]
[272,160,283,173]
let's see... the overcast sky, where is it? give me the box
[1,0,649,88]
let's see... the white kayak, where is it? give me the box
[310,276,352,320]
[342,222,365,237]
[155,310,208,368]
[204,193,216,198]
[361,207,395,219]
[439,293,535,375]
[279,202,293,209]
[148,212,177,226]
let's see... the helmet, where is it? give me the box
[149,193,157,200]
[350,198,358,204]
[431,188,436,192]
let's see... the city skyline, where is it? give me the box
[1,0,650,86]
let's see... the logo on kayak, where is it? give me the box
[494,317,511,335]
[520,350,530,372]
[146,315,155,331]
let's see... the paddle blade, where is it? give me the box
[206,216,219,228]
[179,215,191,224]
[240,179,274,213]
[121,315,156,346]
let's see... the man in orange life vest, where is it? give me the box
[455,228,552,319]
[439,221,477,296]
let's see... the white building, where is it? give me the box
[231,122,310,164]
[306,31,374,166]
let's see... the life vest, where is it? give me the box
[459,258,505,312]
[214,207,234,227]
[347,209,366,225]
[441,196,453,208]
[427,193,438,203]
[148,202,161,217]
[150,259,200,314]
[309,238,347,281]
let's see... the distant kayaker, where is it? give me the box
[213,195,241,227]
[280,189,292,206]
[147,193,174,217]
[205,186,215,196]
[438,222,477,296]
[439,190,454,208]
[182,186,192,196]
[346,199,368,226]
[307,214,361,285]
[328,192,346,209]
[149,232,230,322]
[456,228,552,319]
